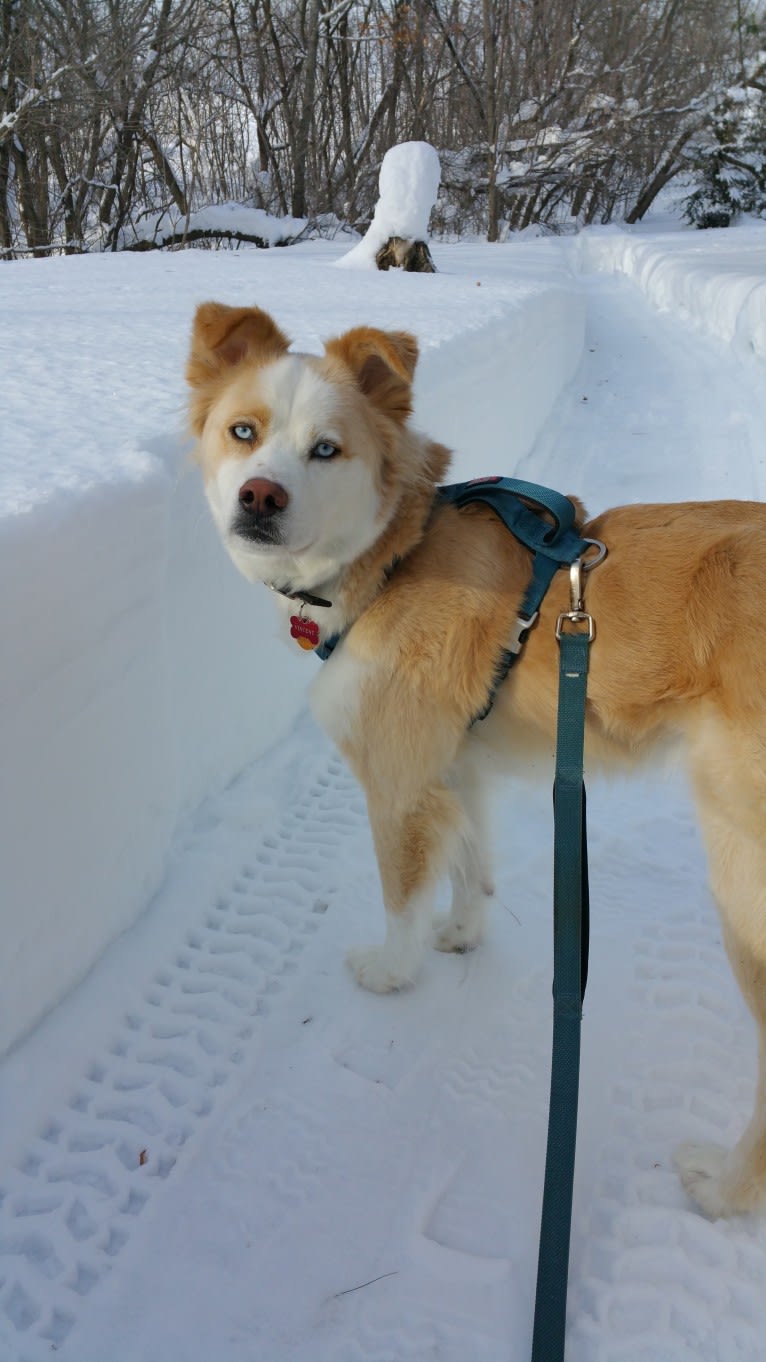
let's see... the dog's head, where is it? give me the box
[187,302,423,590]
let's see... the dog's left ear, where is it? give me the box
[325,327,418,423]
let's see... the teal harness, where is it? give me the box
[436,477,602,719]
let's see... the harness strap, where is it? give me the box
[438,478,595,722]
[316,634,340,661]
[531,628,590,1362]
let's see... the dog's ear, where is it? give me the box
[188,302,289,378]
[186,303,289,434]
[325,327,418,423]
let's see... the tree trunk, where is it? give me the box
[0,141,12,251]
[11,136,48,251]
[625,129,696,222]
[142,126,189,215]
[291,0,321,217]
[482,0,499,240]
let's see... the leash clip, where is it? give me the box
[555,555,596,642]
[556,609,594,642]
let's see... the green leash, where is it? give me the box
[438,480,600,1362]
[531,584,594,1362]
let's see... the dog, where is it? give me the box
[187,300,766,1220]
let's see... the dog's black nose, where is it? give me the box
[238,478,289,518]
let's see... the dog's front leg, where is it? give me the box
[348,785,464,992]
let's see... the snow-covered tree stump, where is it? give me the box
[338,142,440,272]
[375,236,436,272]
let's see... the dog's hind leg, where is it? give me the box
[677,719,766,1216]
[434,747,495,954]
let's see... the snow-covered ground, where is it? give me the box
[1,219,766,1361]
[574,222,766,364]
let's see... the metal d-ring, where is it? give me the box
[580,538,608,571]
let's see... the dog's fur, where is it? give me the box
[188,301,766,1219]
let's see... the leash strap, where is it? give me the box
[531,629,590,1362]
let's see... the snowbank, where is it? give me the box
[575,221,766,364]
[0,242,585,1056]
[416,282,586,478]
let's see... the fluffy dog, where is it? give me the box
[188,300,766,1219]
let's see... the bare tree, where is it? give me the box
[0,0,756,257]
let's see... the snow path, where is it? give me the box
[3,272,766,1361]
[516,271,766,508]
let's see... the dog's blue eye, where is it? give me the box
[231,423,255,442]
[311,440,339,460]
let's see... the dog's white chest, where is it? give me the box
[310,644,370,748]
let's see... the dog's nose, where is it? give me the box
[238,478,289,517]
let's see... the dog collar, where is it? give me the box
[267,552,403,658]
[265,581,337,653]
[267,583,333,609]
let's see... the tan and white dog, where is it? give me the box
[188,300,766,1220]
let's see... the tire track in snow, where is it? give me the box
[0,747,365,1361]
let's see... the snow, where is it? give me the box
[574,220,766,363]
[122,201,312,249]
[1,221,766,1361]
[338,141,441,269]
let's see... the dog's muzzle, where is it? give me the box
[232,477,289,545]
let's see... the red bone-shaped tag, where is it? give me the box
[290,615,320,650]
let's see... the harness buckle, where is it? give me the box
[508,610,539,654]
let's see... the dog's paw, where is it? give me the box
[432,913,484,954]
[675,1142,739,1218]
[346,945,416,993]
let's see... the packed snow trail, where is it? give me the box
[2,269,766,1362]
[515,270,766,507]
